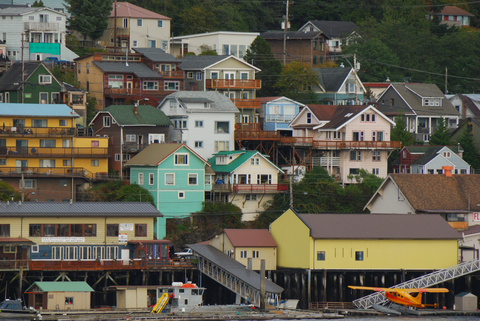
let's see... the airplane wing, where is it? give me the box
[403,288,449,293]
[348,286,448,293]
[348,286,396,292]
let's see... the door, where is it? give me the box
[242,115,249,123]
[16,140,28,155]
[16,160,28,172]
[127,81,133,94]
[225,72,235,86]
[52,246,64,260]
[121,249,130,265]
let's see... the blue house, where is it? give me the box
[259,96,305,135]
[312,67,365,105]
[126,143,212,239]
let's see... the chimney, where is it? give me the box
[442,165,453,177]
[134,105,138,115]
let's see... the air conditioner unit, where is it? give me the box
[96,134,101,137]
[103,135,108,138]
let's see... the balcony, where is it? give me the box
[122,143,148,153]
[265,114,296,123]
[159,70,184,78]
[24,22,59,31]
[205,79,262,90]
[279,138,401,150]
[0,126,75,137]
[232,99,261,109]
[233,184,288,193]
[280,137,313,146]
[0,167,102,180]
[104,88,141,96]
[0,147,109,158]
[235,130,280,140]
[236,123,261,131]
[318,157,340,166]
[417,127,430,134]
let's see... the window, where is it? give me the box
[317,251,325,261]
[103,116,111,127]
[91,160,99,167]
[4,246,16,253]
[164,82,179,90]
[39,14,48,22]
[215,121,229,134]
[195,141,203,148]
[135,224,147,237]
[443,152,451,158]
[373,131,383,141]
[31,245,39,253]
[245,194,257,201]
[137,18,143,26]
[84,224,96,236]
[138,173,144,185]
[59,119,67,127]
[372,150,381,161]
[187,72,193,78]
[59,179,67,186]
[175,154,188,165]
[372,168,379,175]
[214,141,229,152]
[165,173,175,185]
[148,133,164,144]
[32,119,47,127]
[0,159,5,165]
[195,120,203,127]
[306,112,312,124]
[240,250,247,258]
[0,224,9,237]
[188,173,198,185]
[348,83,355,93]
[258,174,272,184]
[355,251,364,261]
[205,175,211,185]
[178,191,185,199]
[350,150,361,161]
[29,224,41,237]
[107,224,119,237]
[39,159,55,167]
[123,18,128,28]
[133,40,138,47]
[252,250,259,258]
[149,173,154,185]
[148,40,156,48]
[125,134,136,142]
[39,75,52,84]
[40,139,56,147]
[250,158,260,165]
[196,72,202,81]
[57,224,69,236]
[143,81,158,90]
[108,74,123,88]
[352,131,364,141]
[20,179,36,189]
[158,20,163,27]
[91,140,99,147]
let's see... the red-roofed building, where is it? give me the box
[100,2,171,52]
[207,229,277,270]
[429,6,474,28]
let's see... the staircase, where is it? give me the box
[352,259,480,309]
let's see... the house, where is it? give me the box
[257,96,305,134]
[99,2,171,52]
[170,31,259,57]
[451,117,480,150]
[89,104,173,176]
[448,94,480,119]
[376,83,459,143]
[132,48,184,88]
[288,104,399,182]
[178,55,261,122]
[1,0,66,14]
[270,208,460,270]
[261,31,329,66]
[459,225,480,262]
[126,143,211,239]
[428,6,474,28]
[207,150,286,221]
[0,103,109,202]
[392,145,469,174]
[312,67,366,105]
[207,229,277,270]
[26,281,93,310]
[157,91,238,160]
[0,201,159,261]
[74,51,181,109]
[364,173,480,230]
[363,82,391,101]
[0,7,77,61]
[298,20,358,60]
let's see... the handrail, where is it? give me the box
[0,147,109,157]
[0,167,97,179]
[0,126,75,137]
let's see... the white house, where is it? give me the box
[410,146,471,174]
[157,91,238,160]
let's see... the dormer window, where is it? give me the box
[423,98,440,106]
[217,156,227,164]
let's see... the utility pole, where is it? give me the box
[21,32,25,103]
[353,53,358,104]
[114,0,117,53]
[445,67,448,94]
[283,0,290,65]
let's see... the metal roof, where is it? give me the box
[0,104,79,117]
[132,48,179,63]
[26,281,94,293]
[178,55,230,70]
[0,62,48,91]
[164,91,239,113]
[126,143,208,167]
[261,30,327,40]
[188,244,283,294]
[0,237,34,246]
[305,20,358,38]
[208,150,282,174]
[314,67,352,92]
[0,202,161,217]
[93,61,162,78]
[93,105,172,126]
[108,2,171,20]
[223,229,277,247]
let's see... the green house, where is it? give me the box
[126,143,212,239]
[0,62,63,104]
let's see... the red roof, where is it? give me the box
[110,2,171,20]
[0,237,34,245]
[224,229,277,247]
[307,104,338,120]
[437,6,474,17]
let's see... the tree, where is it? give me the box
[83,181,155,207]
[275,61,318,101]
[429,118,451,146]
[0,181,21,201]
[457,127,480,170]
[391,114,414,147]
[199,50,217,56]
[65,0,113,42]
[244,36,282,97]
[178,6,215,35]
[32,0,44,7]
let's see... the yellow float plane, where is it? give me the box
[348,286,448,308]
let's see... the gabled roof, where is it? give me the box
[258,96,306,107]
[457,94,480,118]
[450,117,480,137]
[403,145,463,154]
[125,143,208,167]
[315,105,365,130]
[0,104,79,118]
[109,2,171,20]
[162,91,239,113]
[261,30,329,40]
[132,48,179,63]
[295,212,460,239]
[368,174,480,212]
[89,105,172,126]
[314,67,363,93]
[171,31,259,40]
[178,55,260,71]
[223,229,277,247]
[433,6,474,17]
[26,281,94,293]
[0,62,56,91]
[411,146,451,166]
[462,225,480,236]
[300,20,358,38]
[92,62,162,78]
[0,202,161,216]
[207,150,283,174]
[306,105,339,120]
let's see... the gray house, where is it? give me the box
[376,83,459,143]
[410,146,471,174]
[312,67,365,105]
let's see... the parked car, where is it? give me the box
[174,248,193,259]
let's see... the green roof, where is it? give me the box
[26,281,94,292]
[98,105,172,126]
[208,150,282,173]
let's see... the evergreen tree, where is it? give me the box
[32,0,44,7]
[244,36,282,97]
[65,0,113,42]
[429,118,451,146]
[457,127,480,170]
[275,61,318,102]
[391,114,414,147]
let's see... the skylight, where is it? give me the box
[344,113,353,117]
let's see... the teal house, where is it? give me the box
[312,67,366,105]
[126,143,212,239]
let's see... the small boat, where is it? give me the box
[0,299,37,317]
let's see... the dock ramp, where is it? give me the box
[188,244,283,307]
[352,259,480,309]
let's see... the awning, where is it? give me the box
[0,238,35,246]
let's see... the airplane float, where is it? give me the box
[348,286,448,309]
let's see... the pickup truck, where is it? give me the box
[174,248,193,259]
[43,57,74,69]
